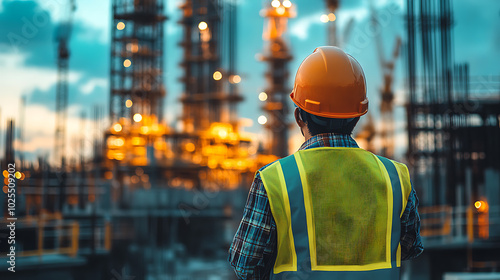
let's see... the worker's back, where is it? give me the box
[259,147,412,279]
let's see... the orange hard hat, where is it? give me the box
[290,46,368,118]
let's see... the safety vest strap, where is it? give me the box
[375,155,403,268]
[279,154,311,271]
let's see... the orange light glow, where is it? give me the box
[213,71,222,81]
[117,22,125,30]
[113,123,122,132]
[328,13,336,21]
[230,75,241,84]
[104,171,113,180]
[126,99,133,108]
[123,59,132,67]
[140,126,150,134]
[185,142,196,152]
[198,21,208,31]
[2,170,8,178]
[133,113,142,122]
[475,200,489,213]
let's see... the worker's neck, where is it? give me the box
[302,127,313,142]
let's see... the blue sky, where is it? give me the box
[0,0,498,163]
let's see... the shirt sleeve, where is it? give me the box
[228,172,277,279]
[400,186,424,260]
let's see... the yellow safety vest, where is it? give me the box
[258,147,412,279]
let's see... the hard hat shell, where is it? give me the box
[290,46,368,118]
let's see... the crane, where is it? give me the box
[371,3,401,158]
[54,0,76,166]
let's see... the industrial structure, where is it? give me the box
[259,0,296,157]
[1,0,254,279]
[1,0,499,279]
[54,0,76,166]
[405,0,500,278]
[371,3,401,158]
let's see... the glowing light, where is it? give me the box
[258,92,268,101]
[328,13,336,21]
[231,75,241,84]
[104,171,113,180]
[14,172,21,179]
[320,14,329,23]
[185,142,196,152]
[113,123,122,132]
[3,186,8,194]
[218,129,228,139]
[276,6,285,15]
[213,71,222,81]
[2,170,8,178]
[271,0,280,8]
[208,159,218,169]
[125,99,133,108]
[475,200,488,212]
[198,21,208,31]
[127,43,139,53]
[117,22,125,30]
[283,0,292,8]
[140,126,150,134]
[133,113,142,122]
[115,138,125,146]
[123,59,132,67]
[258,115,268,125]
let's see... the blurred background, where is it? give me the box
[0,0,499,279]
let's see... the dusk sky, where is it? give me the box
[0,0,498,163]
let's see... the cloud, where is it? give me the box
[79,78,107,95]
[0,1,54,53]
[289,12,324,40]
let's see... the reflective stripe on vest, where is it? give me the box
[258,147,412,280]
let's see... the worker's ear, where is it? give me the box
[294,107,306,129]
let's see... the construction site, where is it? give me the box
[0,0,499,279]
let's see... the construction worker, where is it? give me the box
[229,46,423,279]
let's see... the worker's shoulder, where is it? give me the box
[256,153,296,174]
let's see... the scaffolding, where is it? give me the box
[110,0,167,125]
[179,0,242,133]
[260,0,296,157]
[405,0,500,271]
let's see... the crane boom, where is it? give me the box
[54,0,76,166]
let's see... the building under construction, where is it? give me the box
[0,0,260,279]
[404,0,500,278]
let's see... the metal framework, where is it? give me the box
[110,0,167,125]
[260,0,296,157]
[179,0,242,133]
[406,0,500,246]
[54,0,76,166]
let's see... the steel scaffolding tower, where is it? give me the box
[406,1,500,273]
[110,0,167,125]
[260,0,295,157]
[179,0,242,133]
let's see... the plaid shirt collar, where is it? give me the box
[298,133,359,151]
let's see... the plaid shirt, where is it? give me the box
[228,133,424,279]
